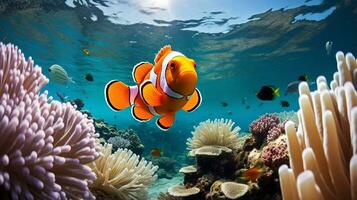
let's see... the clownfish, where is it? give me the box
[104,45,202,131]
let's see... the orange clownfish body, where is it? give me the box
[104,45,202,130]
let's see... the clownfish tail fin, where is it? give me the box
[104,80,138,111]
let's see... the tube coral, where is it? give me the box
[0,43,99,199]
[88,144,158,200]
[279,51,357,200]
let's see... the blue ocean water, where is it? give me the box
[0,0,356,155]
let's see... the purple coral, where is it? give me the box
[249,114,280,139]
[266,121,286,143]
[0,43,99,199]
[261,135,289,169]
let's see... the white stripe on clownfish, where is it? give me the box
[147,51,186,99]
[160,51,185,99]
[140,51,189,116]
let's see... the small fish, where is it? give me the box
[298,75,308,82]
[150,148,162,157]
[85,73,94,82]
[105,45,201,131]
[56,92,67,102]
[285,81,300,95]
[245,105,251,109]
[48,64,75,84]
[285,75,309,95]
[227,111,232,115]
[221,102,228,107]
[256,85,279,101]
[258,102,264,107]
[82,48,90,55]
[280,100,290,107]
[325,41,333,55]
[241,167,264,182]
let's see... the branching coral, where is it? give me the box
[186,119,241,151]
[249,114,280,139]
[88,144,158,200]
[0,43,99,199]
[279,51,357,200]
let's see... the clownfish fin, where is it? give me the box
[131,105,154,122]
[182,88,202,112]
[104,80,131,111]
[132,62,153,83]
[156,114,175,131]
[140,80,162,106]
[154,45,172,63]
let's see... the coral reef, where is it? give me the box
[261,135,289,169]
[249,114,283,148]
[164,117,286,200]
[168,184,201,199]
[151,156,179,179]
[267,122,285,143]
[89,143,158,200]
[107,135,131,150]
[220,181,249,199]
[279,52,357,200]
[0,43,99,199]
[94,119,144,155]
[249,114,280,139]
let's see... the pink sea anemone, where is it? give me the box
[0,43,99,199]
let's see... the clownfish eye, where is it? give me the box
[170,62,175,69]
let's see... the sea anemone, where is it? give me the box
[0,43,99,199]
[88,144,158,200]
[187,118,241,151]
[279,51,357,200]
[0,43,48,97]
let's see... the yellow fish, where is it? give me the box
[105,45,202,130]
[82,48,90,55]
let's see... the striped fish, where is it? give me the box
[48,64,75,84]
